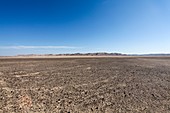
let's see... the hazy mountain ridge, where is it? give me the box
[138,54,170,56]
[17,52,127,56]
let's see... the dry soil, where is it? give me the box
[0,57,170,113]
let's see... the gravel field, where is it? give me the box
[0,57,170,113]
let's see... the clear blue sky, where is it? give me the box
[0,0,170,56]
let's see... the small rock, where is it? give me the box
[86,67,91,70]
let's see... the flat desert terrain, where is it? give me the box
[0,57,170,113]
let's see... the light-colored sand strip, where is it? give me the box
[15,72,40,77]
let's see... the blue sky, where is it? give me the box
[0,0,170,56]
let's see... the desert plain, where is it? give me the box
[0,56,170,113]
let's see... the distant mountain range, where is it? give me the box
[139,54,170,56]
[17,52,127,56]
[16,53,170,57]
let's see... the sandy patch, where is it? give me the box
[117,83,127,87]
[0,72,4,75]
[0,79,7,87]
[52,86,63,91]
[18,94,33,112]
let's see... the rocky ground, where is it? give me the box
[0,57,170,113]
